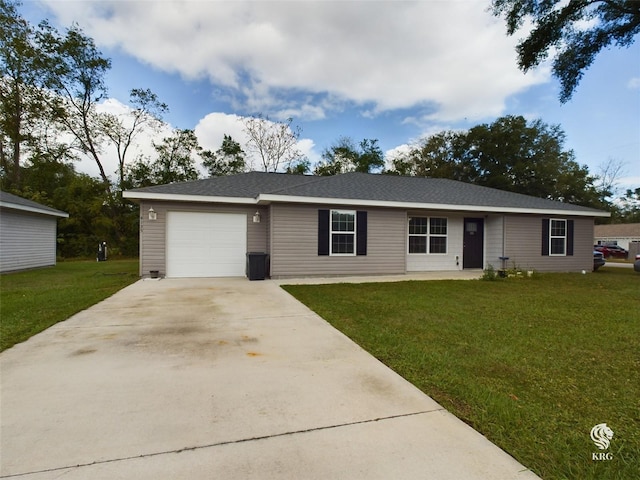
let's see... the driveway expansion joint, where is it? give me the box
[0,409,443,478]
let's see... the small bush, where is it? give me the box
[482,264,499,281]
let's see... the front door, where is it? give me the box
[463,218,484,269]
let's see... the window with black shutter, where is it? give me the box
[542,218,573,256]
[318,209,367,256]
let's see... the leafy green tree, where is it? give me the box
[389,131,474,180]
[354,138,385,173]
[314,137,385,176]
[492,0,640,102]
[617,187,640,223]
[100,88,168,187]
[389,115,603,207]
[35,20,112,184]
[8,158,123,257]
[201,134,246,177]
[285,158,311,175]
[0,0,50,188]
[124,129,200,188]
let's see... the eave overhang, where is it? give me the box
[122,191,610,218]
[0,201,69,218]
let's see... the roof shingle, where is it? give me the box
[125,171,607,215]
[0,191,68,217]
[594,223,640,238]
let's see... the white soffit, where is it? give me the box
[256,194,611,218]
[121,191,609,217]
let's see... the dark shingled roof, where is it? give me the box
[128,171,319,198]
[0,191,68,217]
[125,171,606,215]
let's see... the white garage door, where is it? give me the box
[166,211,247,278]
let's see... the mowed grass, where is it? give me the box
[283,269,639,480]
[0,259,139,351]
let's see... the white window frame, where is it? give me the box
[407,216,448,255]
[330,209,356,256]
[549,219,567,256]
[429,217,448,254]
[408,217,428,254]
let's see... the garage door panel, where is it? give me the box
[166,212,247,278]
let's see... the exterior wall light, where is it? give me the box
[148,207,157,221]
[252,211,261,223]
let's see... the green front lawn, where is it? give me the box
[283,269,639,480]
[0,259,139,351]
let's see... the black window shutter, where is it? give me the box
[541,219,550,256]
[567,220,574,256]
[356,211,367,256]
[318,210,329,256]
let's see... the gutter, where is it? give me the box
[0,201,69,218]
[122,191,611,218]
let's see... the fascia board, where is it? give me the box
[122,191,256,204]
[0,202,69,218]
[257,194,611,218]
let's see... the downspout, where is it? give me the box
[502,215,506,260]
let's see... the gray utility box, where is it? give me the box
[246,252,269,281]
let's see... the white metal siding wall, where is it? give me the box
[0,209,57,273]
[270,203,406,278]
[504,215,593,272]
[138,201,268,277]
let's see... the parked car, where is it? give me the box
[594,244,628,259]
[635,254,640,273]
[593,251,606,271]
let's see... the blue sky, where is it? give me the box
[24,1,639,193]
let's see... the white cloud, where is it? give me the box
[194,112,319,171]
[72,106,317,178]
[628,78,640,90]
[384,143,411,171]
[42,0,548,123]
[194,112,247,152]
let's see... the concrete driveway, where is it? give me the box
[1,277,538,479]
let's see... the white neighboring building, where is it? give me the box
[594,223,640,250]
[0,191,69,273]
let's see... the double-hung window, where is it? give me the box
[549,219,567,256]
[429,218,447,254]
[542,218,573,257]
[408,217,428,253]
[331,210,356,255]
[408,217,447,254]
[318,209,367,256]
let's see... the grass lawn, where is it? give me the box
[0,259,139,351]
[283,268,639,480]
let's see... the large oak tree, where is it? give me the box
[389,115,603,208]
[492,0,640,102]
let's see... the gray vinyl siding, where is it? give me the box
[139,201,268,277]
[270,203,406,278]
[0,209,57,273]
[504,215,593,272]
[137,199,597,278]
[485,215,505,270]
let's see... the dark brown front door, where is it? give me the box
[463,218,484,269]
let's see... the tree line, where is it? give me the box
[1,0,638,259]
